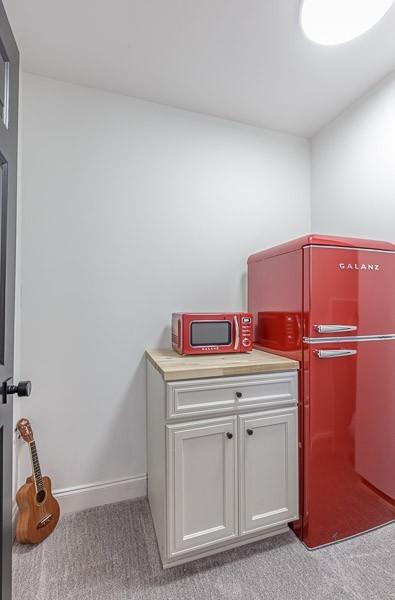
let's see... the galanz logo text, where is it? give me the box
[338,263,380,271]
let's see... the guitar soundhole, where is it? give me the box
[36,489,46,504]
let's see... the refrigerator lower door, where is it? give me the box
[302,339,395,548]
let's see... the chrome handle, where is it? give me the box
[314,324,357,334]
[314,349,357,359]
[234,316,239,350]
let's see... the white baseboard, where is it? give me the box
[53,473,147,515]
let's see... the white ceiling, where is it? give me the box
[5,0,395,137]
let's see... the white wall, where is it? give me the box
[17,73,310,510]
[311,71,395,242]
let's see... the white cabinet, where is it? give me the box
[147,360,299,567]
[167,417,237,556]
[239,409,298,535]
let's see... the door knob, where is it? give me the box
[6,381,32,397]
[247,429,254,436]
[226,432,233,439]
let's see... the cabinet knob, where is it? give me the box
[226,432,233,439]
[246,428,254,436]
[235,391,242,398]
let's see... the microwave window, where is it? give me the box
[190,321,231,346]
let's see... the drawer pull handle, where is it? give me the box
[246,429,254,436]
[235,391,243,398]
[226,432,233,440]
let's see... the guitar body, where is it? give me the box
[16,475,60,544]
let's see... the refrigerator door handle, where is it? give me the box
[314,324,357,333]
[314,349,357,359]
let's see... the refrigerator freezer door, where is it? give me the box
[302,339,395,548]
[304,246,395,338]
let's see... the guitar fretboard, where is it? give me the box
[29,441,44,493]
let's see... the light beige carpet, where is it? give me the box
[13,497,395,600]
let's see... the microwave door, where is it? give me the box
[190,319,232,348]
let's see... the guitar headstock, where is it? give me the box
[16,418,34,443]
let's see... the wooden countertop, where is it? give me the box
[145,348,299,381]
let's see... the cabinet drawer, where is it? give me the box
[166,372,297,419]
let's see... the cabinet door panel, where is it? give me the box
[167,417,237,556]
[239,408,298,535]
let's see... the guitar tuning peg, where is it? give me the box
[15,428,21,439]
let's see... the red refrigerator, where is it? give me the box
[248,234,395,548]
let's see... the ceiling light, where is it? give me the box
[300,0,395,45]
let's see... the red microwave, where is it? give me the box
[172,313,253,355]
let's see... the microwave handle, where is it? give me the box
[234,316,240,351]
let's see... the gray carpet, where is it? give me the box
[13,497,395,600]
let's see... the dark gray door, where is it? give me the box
[0,3,18,599]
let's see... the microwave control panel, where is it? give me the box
[240,315,253,348]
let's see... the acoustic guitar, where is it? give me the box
[15,418,60,544]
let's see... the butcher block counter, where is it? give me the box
[145,348,299,382]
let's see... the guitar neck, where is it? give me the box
[29,441,44,492]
